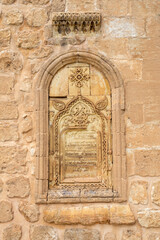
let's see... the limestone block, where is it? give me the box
[66,0,99,12]
[0,28,11,47]
[29,46,53,59]
[129,181,148,204]
[147,233,160,240]
[6,176,30,198]
[103,18,145,38]
[0,124,18,141]
[0,74,14,94]
[110,205,135,225]
[3,224,22,240]
[151,181,160,206]
[1,0,16,4]
[64,229,100,240]
[138,209,160,228]
[17,30,40,49]
[19,201,40,222]
[4,10,23,25]
[20,0,49,4]
[144,104,160,122]
[19,116,32,134]
[0,178,3,192]
[0,200,13,223]
[0,102,18,120]
[30,226,58,240]
[0,51,23,72]
[44,206,109,225]
[0,146,27,174]
[101,0,128,16]
[126,104,143,124]
[26,8,48,27]
[146,16,160,37]
[104,232,116,240]
[50,0,65,12]
[20,78,32,92]
[130,0,160,17]
[142,59,160,82]
[135,150,160,177]
[122,229,142,240]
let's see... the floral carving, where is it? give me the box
[69,68,90,88]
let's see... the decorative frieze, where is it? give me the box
[52,12,101,34]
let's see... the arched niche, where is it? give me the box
[35,50,126,203]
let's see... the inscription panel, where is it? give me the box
[48,63,112,202]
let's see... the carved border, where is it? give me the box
[35,50,126,203]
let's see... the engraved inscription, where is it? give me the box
[61,130,101,183]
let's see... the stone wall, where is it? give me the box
[0,0,160,240]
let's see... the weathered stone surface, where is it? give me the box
[151,181,160,206]
[44,206,109,225]
[129,181,148,204]
[66,0,99,11]
[122,229,142,240]
[19,116,32,133]
[104,232,116,240]
[4,10,23,25]
[6,176,30,198]
[30,226,58,240]
[20,78,32,92]
[146,16,160,37]
[26,8,48,27]
[19,201,40,222]
[64,229,100,240]
[101,0,128,16]
[144,104,160,122]
[0,28,11,47]
[0,146,27,174]
[110,205,135,225]
[0,200,13,223]
[46,35,86,46]
[0,102,18,120]
[0,124,18,141]
[3,224,22,240]
[50,0,65,12]
[147,233,160,240]
[135,150,160,177]
[29,46,53,59]
[0,178,3,192]
[17,31,40,49]
[1,0,16,4]
[126,104,143,124]
[103,18,145,38]
[20,0,49,4]
[0,74,14,94]
[0,51,23,72]
[138,209,160,228]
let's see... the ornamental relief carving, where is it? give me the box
[52,12,101,35]
[48,63,113,202]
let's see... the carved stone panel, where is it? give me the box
[48,63,113,203]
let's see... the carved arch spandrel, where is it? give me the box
[35,50,126,203]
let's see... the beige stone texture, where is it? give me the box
[3,224,22,240]
[0,178,3,192]
[4,10,23,25]
[19,201,40,222]
[122,229,142,240]
[147,233,160,240]
[104,232,116,240]
[0,102,18,120]
[64,229,100,240]
[144,104,160,122]
[0,28,11,47]
[146,16,160,37]
[19,115,32,133]
[50,0,65,12]
[138,209,160,228]
[0,74,15,94]
[126,104,143,125]
[26,8,48,27]
[101,0,128,16]
[30,226,58,240]
[129,181,148,205]
[134,150,160,177]
[151,181,160,206]
[110,205,135,225]
[66,0,99,12]
[0,200,13,223]
[44,206,109,225]
[20,0,49,4]
[6,176,30,198]
[0,124,18,141]
[19,78,32,92]
[1,0,16,4]
[17,30,40,49]
[0,51,23,72]
[0,146,27,174]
